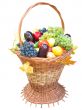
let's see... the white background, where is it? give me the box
[0,0,82,110]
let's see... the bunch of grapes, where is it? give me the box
[55,35,73,51]
[39,27,64,40]
[48,27,64,36]
[39,32,55,40]
[20,41,38,57]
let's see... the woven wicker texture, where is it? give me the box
[16,51,71,104]
[22,83,65,104]
[16,2,71,105]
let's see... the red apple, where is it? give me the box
[33,32,42,41]
[38,40,49,48]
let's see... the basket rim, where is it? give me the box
[15,50,72,62]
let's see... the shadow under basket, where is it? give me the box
[15,2,71,105]
[16,51,70,104]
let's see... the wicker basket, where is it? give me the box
[16,2,71,105]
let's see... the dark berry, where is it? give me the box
[20,46,24,51]
[30,52,34,56]
[38,44,49,58]
[27,53,31,57]
[29,47,33,51]
[65,34,71,37]
[23,41,29,46]
[29,41,34,45]
[39,28,47,34]
[42,28,47,33]
[25,51,29,54]
[20,41,38,57]
[39,30,43,34]
[29,42,34,47]
[24,31,34,41]
[21,52,25,56]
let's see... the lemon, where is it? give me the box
[52,46,63,56]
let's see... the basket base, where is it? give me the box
[21,83,66,104]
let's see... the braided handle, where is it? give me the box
[18,2,65,45]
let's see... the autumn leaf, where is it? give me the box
[56,56,76,65]
[10,48,16,53]
[20,61,33,75]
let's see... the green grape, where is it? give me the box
[39,32,56,40]
[48,27,64,36]
[40,27,64,40]
[47,27,54,32]
[55,35,73,50]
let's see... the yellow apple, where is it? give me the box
[47,38,55,47]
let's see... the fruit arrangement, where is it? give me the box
[13,27,76,58]
[10,2,78,106]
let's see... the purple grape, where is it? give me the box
[20,41,38,57]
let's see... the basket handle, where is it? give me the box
[18,2,65,45]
